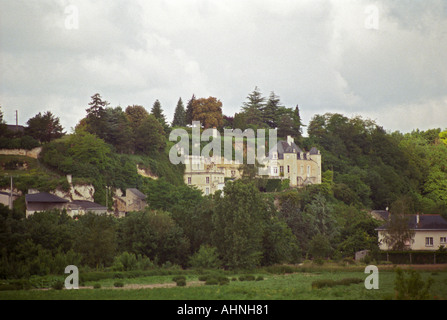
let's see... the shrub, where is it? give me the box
[256,276,264,281]
[239,275,256,282]
[52,280,64,290]
[172,276,186,282]
[93,283,101,289]
[205,278,219,285]
[198,275,208,282]
[312,278,363,289]
[114,282,124,288]
[312,279,336,289]
[176,279,187,287]
[189,245,222,269]
[394,268,433,300]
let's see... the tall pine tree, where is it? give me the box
[151,99,169,133]
[171,97,186,127]
[262,91,283,128]
[185,94,196,125]
[241,87,266,128]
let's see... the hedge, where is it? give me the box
[377,251,447,264]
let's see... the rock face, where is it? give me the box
[0,147,42,159]
[53,185,95,202]
[137,165,158,180]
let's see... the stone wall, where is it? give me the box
[0,147,42,159]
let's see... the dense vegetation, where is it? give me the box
[0,91,446,282]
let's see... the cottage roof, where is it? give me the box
[127,188,147,199]
[376,214,447,231]
[25,192,69,203]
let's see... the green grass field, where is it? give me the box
[1,265,446,300]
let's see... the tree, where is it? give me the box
[262,91,282,128]
[150,99,168,132]
[85,93,109,137]
[212,181,267,269]
[25,111,65,143]
[73,213,117,268]
[134,114,166,155]
[191,97,223,129]
[440,130,447,145]
[381,196,416,251]
[117,210,190,266]
[125,105,149,129]
[102,107,134,153]
[185,94,196,125]
[241,87,266,127]
[171,98,186,127]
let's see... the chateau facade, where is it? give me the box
[183,135,321,195]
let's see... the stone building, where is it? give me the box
[183,135,322,195]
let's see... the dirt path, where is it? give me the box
[80,280,204,290]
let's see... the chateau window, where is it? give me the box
[425,237,434,247]
[441,237,447,244]
[280,166,284,173]
[307,165,310,176]
[206,177,210,184]
[188,177,191,185]
[273,167,278,174]
[205,187,210,195]
[287,165,290,173]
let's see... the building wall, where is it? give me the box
[378,230,447,251]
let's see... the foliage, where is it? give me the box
[394,268,434,300]
[212,181,267,269]
[150,99,169,133]
[189,245,222,269]
[171,98,186,127]
[116,210,189,266]
[26,111,65,143]
[191,97,224,129]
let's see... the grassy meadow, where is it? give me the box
[1,263,446,300]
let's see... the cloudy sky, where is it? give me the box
[1,0,446,134]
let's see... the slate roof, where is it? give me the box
[127,188,147,199]
[271,140,319,160]
[25,192,69,203]
[376,214,447,231]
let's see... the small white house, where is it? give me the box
[376,214,447,251]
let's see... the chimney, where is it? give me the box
[416,213,420,225]
[287,135,294,145]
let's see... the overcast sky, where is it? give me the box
[1,0,446,134]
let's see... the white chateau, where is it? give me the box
[184,135,321,195]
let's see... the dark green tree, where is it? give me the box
[151,99,168,132]
[85,93,109,137]
[25,111,65,143]
[73,213,117,268]
[185,94,196,125]
[262,91,282,128]
[241,87,266,128]
[171,98,186,127]
[212,181,267,269]
[134,114,166,155]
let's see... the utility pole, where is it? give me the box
[9,175,13,210]
[15,110,18,132]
